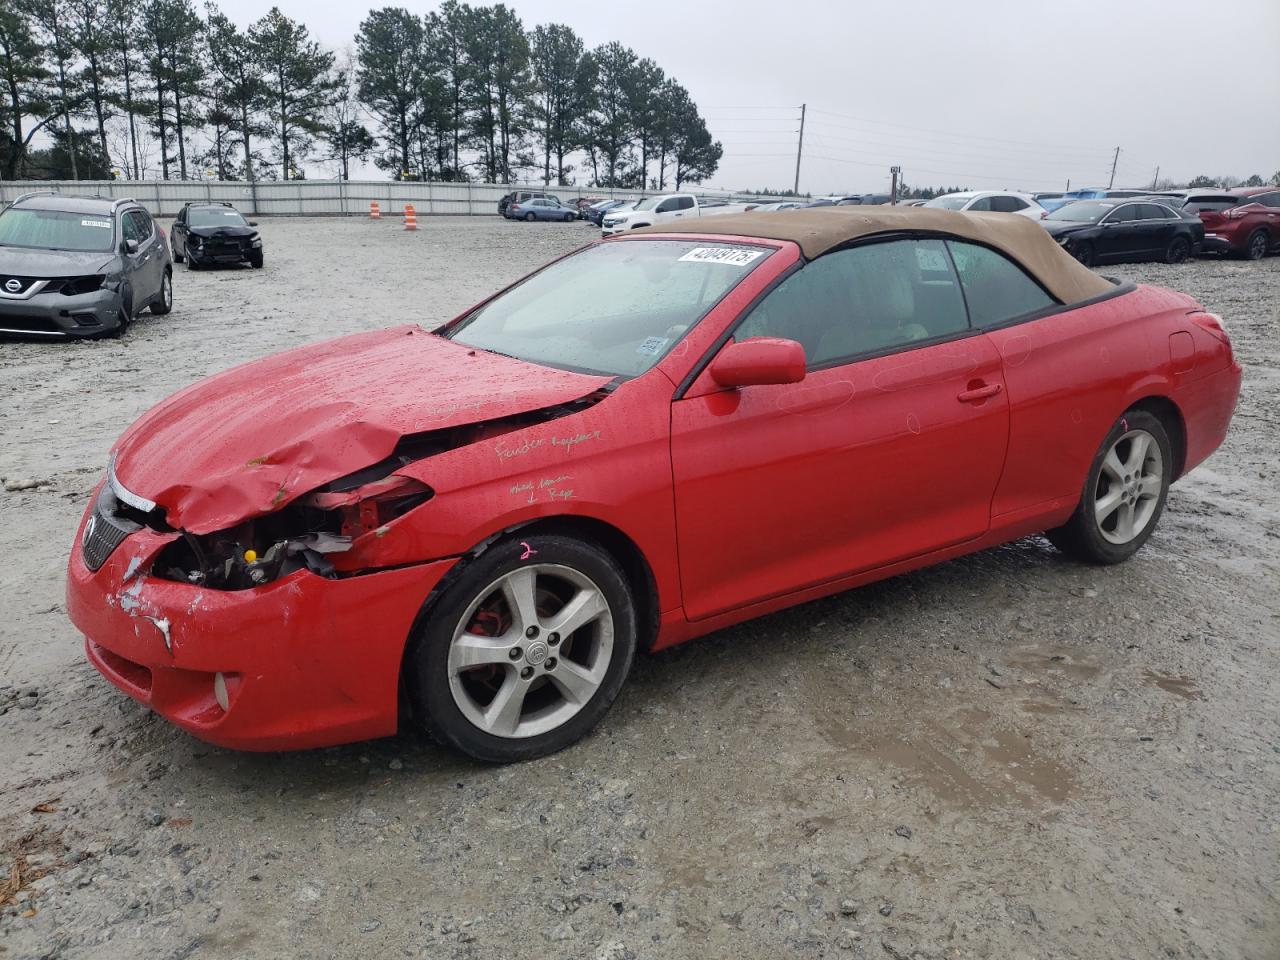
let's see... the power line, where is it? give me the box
[803,126,1110,172]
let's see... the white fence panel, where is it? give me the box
[0,179,785,217]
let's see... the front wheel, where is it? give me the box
[1164,236,1190,264]
[172,240,184,263]
[407,534,637,762]
[149,271,172,315]
[1072,241,1095,267]
[1045,409,1172,565]
[249,251,263,269]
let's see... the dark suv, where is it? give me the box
[170,202,264,269]
[0,192,172,338]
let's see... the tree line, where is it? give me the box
[0,1,723,189]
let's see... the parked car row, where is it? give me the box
[0,192,266,339]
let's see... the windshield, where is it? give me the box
[0,208,115,251]
[631,198,660,212]
[445,239,772,377]
[924,196,969,210]
[189,207,248,228]
[1047,201,1113,222]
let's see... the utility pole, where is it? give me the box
[1108,146,1120,189]
[793,103,806,196]
[1151,165,1160,190]
[890,165,900,204]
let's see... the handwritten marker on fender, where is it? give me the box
[403,203,417,231]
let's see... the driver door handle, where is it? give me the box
[957,382,1003,403]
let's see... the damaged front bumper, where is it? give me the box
[67,502,457,751]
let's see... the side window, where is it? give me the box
[947,241,1056,327]
[988,196,1016,213]
[133,210,154,238]
[677,196,696,210]
[1256,192,1280,208]
[967,196,994,211]
[1140,203,1172,220]
[735,238,969,367]
[655,198,676,213]
[120,212,141,243]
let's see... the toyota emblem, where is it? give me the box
[3,279,20,293]
[83,513,97,547]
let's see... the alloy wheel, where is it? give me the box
[447,564,614,739]
[1093,429,1163,545]
[1248,231,1268,260]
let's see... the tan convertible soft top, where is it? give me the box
[633,207,1115,305]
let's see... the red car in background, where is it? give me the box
[66,209,1241,762]
[1197,186,1280,259]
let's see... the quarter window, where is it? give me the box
[967,196,994,211]
[735,239,970,367]
[946,241,1056,327]
[1254,192,1280,208]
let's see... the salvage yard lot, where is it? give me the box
[1,216,1277,959]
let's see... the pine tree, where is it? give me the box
[0,2,56,178]
[207,4,269,183]
[355,7,424,179]
[250,7,337,180]
[529,23,583,186]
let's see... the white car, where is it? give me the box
[923,191,1046,220]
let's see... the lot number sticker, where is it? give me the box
[635,335,670,356]
[81,219,112,229]
[678,247,764,266]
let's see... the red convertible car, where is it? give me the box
[66,209,1240,762]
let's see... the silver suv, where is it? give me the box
[0,192,173,338]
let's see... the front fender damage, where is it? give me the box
[143,389,611,591]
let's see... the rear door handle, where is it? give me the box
[957,382,1003,403]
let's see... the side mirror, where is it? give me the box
[710,337,806,388]
[123,239,140,255]
[248,220,258,227]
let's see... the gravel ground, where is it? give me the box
[1,216,1276,960]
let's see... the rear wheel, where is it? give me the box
[407,534,637,762]
[1072,241,1095,267]
[249,250,263,269]
[149,271,172,315]
[1046,409,1172,565]
[1164,236,1190,264]
[172,240,184,263]
[1244,229,1268,261]
[525,212,536,222]
[563,213,574,222]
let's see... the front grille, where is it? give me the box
[82,486,143,571]
[0,275,42,296]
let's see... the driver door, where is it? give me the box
[670,238,1010,620]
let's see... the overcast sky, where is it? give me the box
[220,0,1280,193]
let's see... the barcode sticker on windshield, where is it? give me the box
[81,219,111,228]
[678,247,763,266]
[636,336,670,356]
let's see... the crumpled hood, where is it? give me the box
[112,326,613,533]
[186,224,257,239]
[1042,221,1093,238]
[0,248,115,277]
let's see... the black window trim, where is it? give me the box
[671,229,1137,398]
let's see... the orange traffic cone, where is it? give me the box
[369,200,381,219]
[403,203,418,231]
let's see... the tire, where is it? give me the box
[1045,409,1172,565]
[1244,229,1268,261]
[149,271,172,315]
[186,247,200,270]
[1072,241,1095,267]
[249,251,263,269]
[563,213,574,222]
[1164,236,1190,264]
[525,212,536,222]
[407,534,637,763]
[172,240,184,263]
